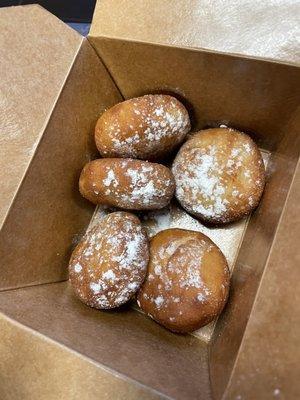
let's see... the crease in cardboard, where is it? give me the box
[88,33,300,68]
[87,36,127,100]
[0,37,84,231]
[0,4,83,228]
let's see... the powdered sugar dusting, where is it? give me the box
[89,149,269,340]
[69,212,148,309]
[74,263,82,273]
[142,209,171,236]
[103,169,118,187]
[273,389,281,397]
[103,95,190,158]
[85,160,174,210]
[102,269,116,281]
[124,165,173,206]
[173,145,228,218]
[172,130,265,222]
[197,293,206,302]
[177,245,205,289]
[90,282,101,294]
[154,296,165,308]
[140,202,250,267]
[141,236,213,320]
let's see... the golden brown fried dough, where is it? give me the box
[79,158,175,210]
[172,127,265,224]
[137,228,230,333]
[69,212,149,309]
[95,94,190,160]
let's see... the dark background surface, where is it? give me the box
[0,0,96,22]
[0,0,96,21]
[0,0,96,34]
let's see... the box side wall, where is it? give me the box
[88,37,300,152]
[222,159,300,400]
[0,281,212,400]
[0,313,162,400]
[210,108,300,399]
[0,39,122,290]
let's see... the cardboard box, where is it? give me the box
[0,2,299,399]
[0,5,122,290]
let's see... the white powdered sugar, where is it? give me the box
[71,213,148,309]
[90,282,102,294]
[173,145,228,218]
[99,161,173,209]
[175,241,209,290]
[106,95,190,157]
[231,148,241,158]
[130,181,157,203]
[154,296,165,308]
[74,263,82,273]
[102,270,116,281]
[165,242,177,256]
[154,106,164,117]
[197,293,206,302]
[122,162,171,206]
[243,143,252,153]
[173,134,259,220]
[103,169,118,187]
[154,264,162,275]
[141,208,171,237]
[126,168,150,185]
[128,282,138,290]
[121,231,146,269]
[144,236,212,316]
[111,134,140,154]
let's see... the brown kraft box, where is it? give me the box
[0,2,299,399]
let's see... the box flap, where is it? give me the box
[90,0,300,65]
[0,6,122,290]
[0,5,82,228]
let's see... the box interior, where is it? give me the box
[1,5,300,400]
[74,35,300,399]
